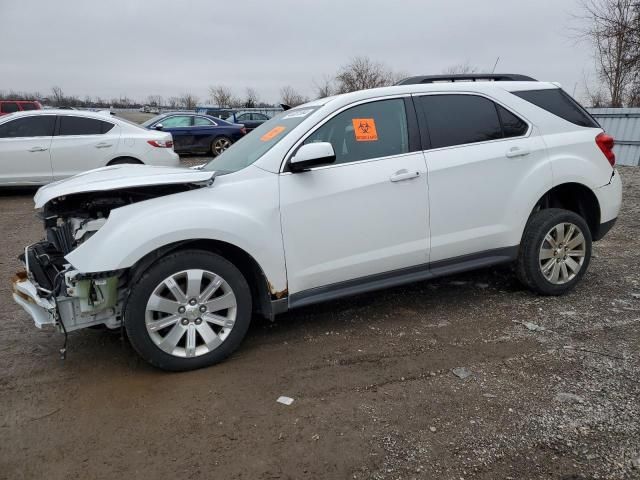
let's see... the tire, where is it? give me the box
[125,250,252,371]
[108,157,142,166]
[517,208,592,296]
[211,136,232,156]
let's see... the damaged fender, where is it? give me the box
[65,168,288,297]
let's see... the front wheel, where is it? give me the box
[211,136,232,156]
[517,208,592,296]
[125,250,252,371]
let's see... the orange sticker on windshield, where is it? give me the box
[352,118,378,141]
[260,125,286,142]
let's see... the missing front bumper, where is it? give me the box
[12,271,57,329]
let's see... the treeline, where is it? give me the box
[0,56,407,110]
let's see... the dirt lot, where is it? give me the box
[0,166,638,480]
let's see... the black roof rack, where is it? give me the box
[396,73,537,85]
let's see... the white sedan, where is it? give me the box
[0,109,180,185]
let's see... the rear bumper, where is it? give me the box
[592,169,622,241]
[12,272,57,329]
[595,169,622,217]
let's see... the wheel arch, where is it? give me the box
[107,156,143,166]
[128,239,283,320]
[529,182,601,237]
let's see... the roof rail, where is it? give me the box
[396,73,537,85]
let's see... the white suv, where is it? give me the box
[12,74,622,371]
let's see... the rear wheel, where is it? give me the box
[211,136,232,156]
[125,250,252,371]
[517,208,592,295]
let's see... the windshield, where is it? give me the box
[202,107,318,173]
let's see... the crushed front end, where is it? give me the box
[13,197,128,333]
[12,180,209,335]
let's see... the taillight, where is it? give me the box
[148,140,174,148]
[240,127,247,135]
[595,132,615,166]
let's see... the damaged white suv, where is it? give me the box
[13,74,622,371]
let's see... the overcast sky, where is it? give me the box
[0,0,595,104]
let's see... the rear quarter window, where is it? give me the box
[513,89,599,128]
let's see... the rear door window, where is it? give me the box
[58,116,114,135]
[1,102,19,114]
[512,89,599,128]
[161,115,193,128]
[194,116,215,126]
[416,94,503,149]
[303,98,409,164]
[0,116,56,138]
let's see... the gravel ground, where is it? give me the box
[0,165,638,480]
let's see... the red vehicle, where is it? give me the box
[0,100,42,116]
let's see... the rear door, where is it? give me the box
[192,116,217,151]
[49,115,120,179]
[0,115,55,185]
[414,93,550,263]
[159,115,194,152]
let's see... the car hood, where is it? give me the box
[34,164,215,208]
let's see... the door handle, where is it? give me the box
[390,169,420,182]
[505,146,531,158]
[28,146,47,152]
[95,143,113,149]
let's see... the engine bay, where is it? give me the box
[21,183,204,331]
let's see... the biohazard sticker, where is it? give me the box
[352,118,378,141]
[260,126,286,142]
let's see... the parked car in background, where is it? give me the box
[12,74,622,371]
[142,112,246,156]
[0,100,42,116]
[0,110,179,185]
[225,111,270,132]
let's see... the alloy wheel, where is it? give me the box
[145,269,237,358]
[213,138,232,156]
[538,222,587,285]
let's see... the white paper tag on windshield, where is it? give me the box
[283,109,313,119]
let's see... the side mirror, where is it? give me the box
[289,142,335,172]
[154,123,164,130]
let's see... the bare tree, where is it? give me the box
[51,86,65,106]
[442,62,479,75]
[280,86,308,107]
[334,56,397,93]
[167,96,180,109]
[243,87,259,108]
[313,75,335,99]
[576,0,640,106]
[179,93,198,110]
[209,85,235,108]
[146,94,163,107]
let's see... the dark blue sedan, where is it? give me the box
[142,112,246,156]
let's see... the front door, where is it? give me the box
[279,97,430,295]
[0,114,55,185]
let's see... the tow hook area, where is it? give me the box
[12,271,57,328]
